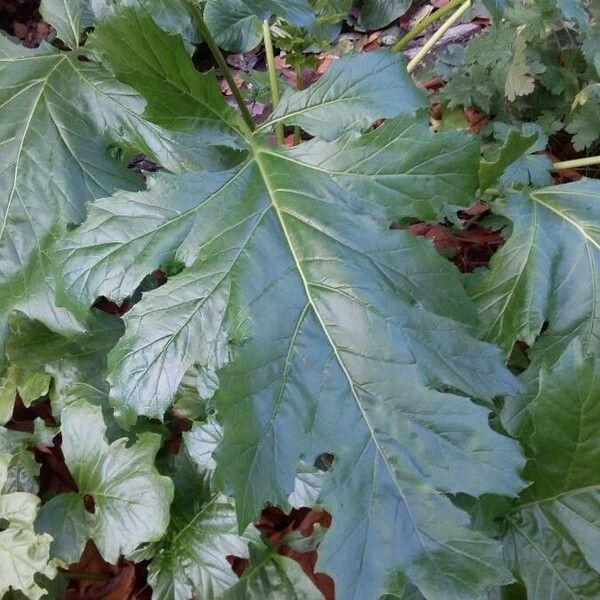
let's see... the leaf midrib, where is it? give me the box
[250,145,430,555]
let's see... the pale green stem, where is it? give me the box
[263,20,284,145]
[551,156,600,171]
[188,1,255,132]
[406,0,472,73]
[392,0,470,53]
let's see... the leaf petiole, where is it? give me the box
[551,155,600,171]
[187,0,255,132]
[263,20,285,145]
[392,0,471,53]
[406,0,472,73]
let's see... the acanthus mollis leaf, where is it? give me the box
[203,0,316,52]
[0,9,243,366]
[358,0,411,30]
[0,454,56,599]
[87,7,243,146]
[469,179,600,364]
[36,400,174,564]
[58,108,483,423]
[263,50,426,141]
[56,41,526,598]
[503,339,600,599]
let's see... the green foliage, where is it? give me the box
[0,455,56,599]
[504,339,600,599]
[0,1,599,599]
[37,400,174,564]
[469,179,600,364]
[437,0,600,149]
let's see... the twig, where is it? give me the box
[406,0,472,73]
[263,20,285,145]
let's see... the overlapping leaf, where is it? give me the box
[144,428,251,600]
[223,544,324,600]
[0,421,55,494]
[469,179,600,363]
[0,366,50,425]
[359,0,411,30]
[40,0,95,47]
[504,339,600,598]
[37,400,174,564]
[204,0,315,52]
[0,11,241,367]
[264,50,426,140]
[5,311,123,419]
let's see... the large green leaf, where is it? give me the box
[470,179,600,362]
[59,113,485,423]
[504,339,600,598]
[55,30,527,598]
[59,126,523,600]
[37,400,174,563]
[0,18,240,366]
[222,543,324,600]
[263,50,426,140]
[0,454,55,600]
[88,7,243,144]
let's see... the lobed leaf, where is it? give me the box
[470,179,600,363]
[0,17,239,366]
[55,34,527,596]
[504,339,600,598]
[37,400,174,564]
[264,51,426,140]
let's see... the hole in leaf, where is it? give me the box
[508,340,530,373]
[0,518,9,532]
[83,494,96,514]
[314,453,334,471]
